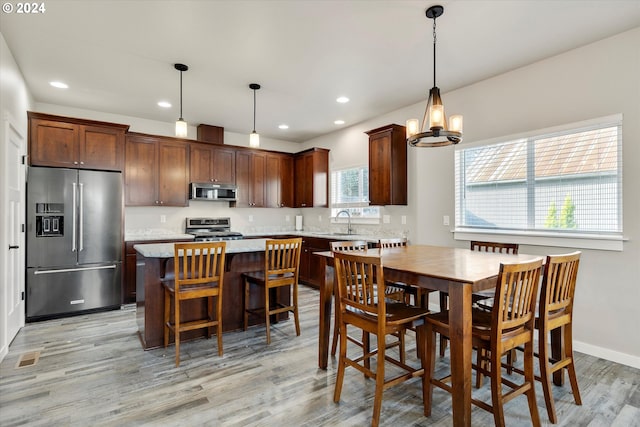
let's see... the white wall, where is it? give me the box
[0,32,33,361]
[304,28,640,368]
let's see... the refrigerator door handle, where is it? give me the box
[33,264,118,275]
[72,182,77,252]
[79,182,84,252]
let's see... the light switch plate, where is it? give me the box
[383,215,391,224]
[443,215,450,226]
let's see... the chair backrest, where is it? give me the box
[378,238,407,248]
[491,258,544,337]
[471,240,519,254]
[265,238,302,283]
[330,240,368,252]
[333,251,385,319]
[539,251,581,323]
[173,242,226,291]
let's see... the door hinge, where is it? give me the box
[21,155,27,165]
[21,224,25,233]
[21,291,25,301]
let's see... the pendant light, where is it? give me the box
[406,5,462,147]
[249,83,261,148]
[174,63,188,138]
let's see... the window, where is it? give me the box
[455,116,622,237]
[331,166,380,219]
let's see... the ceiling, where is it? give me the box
[2,1,639,142]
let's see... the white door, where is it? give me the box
[2,115,26,357]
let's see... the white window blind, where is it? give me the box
[455,117,622,236]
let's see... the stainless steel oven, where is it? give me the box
[185,217,243,241]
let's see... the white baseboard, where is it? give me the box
[574,340,640,370]
[426,300,640,370]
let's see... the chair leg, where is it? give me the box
[371,334,386,427]
[538,326,558,423]
[163,289,170,348]
[489,347,506,427]
[265,285,271,345]
[333,321,348,403]
[439,292,448,357]
[363,331,371,372]
[424,323,436,417]
[216,294,223,356]
[476,347,486,388]
[564,324,582,406]
[206,296,213,339]
[330,309,340,356]
[174,298,181,367]
[243,278,250,331]
[524,341,542,427]
[398,330,406,365]
[292,283,301,336]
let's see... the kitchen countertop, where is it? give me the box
[134,238,268,258]
[125,232,195,242]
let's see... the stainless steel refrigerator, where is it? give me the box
[26,166,123,320]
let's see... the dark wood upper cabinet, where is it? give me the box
[197,124,224,144]
[294,148,329,208]
[28,112,128,171]
[366,124,407,206]
[190,143,236,185]
[124,133,189,206]
[266,153,294,208]
[235,150,266,207]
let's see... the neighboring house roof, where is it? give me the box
[466,126,618,183]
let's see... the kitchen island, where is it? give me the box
[134,238,292,349]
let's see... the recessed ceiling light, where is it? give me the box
[334,120,345,125]
[157,101,172,108]
[278,124,289,129]
[336,96,349,103]
[49,81,68,89]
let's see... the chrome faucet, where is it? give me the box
[336,210,353,235]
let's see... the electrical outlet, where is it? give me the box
[443,215,450,226]
[383,215,391,224]
[401,215,406,225]
[318,215,322,222]
[248,215,254,222]
[160,215,166,223]
[285,215,290,222]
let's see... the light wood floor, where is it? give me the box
[1,285,639,427]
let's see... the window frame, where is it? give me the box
[453,114,625,251]
[330,165,380,224]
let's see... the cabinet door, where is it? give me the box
[250,152,266,207]
[211,147,236,184]
[294,154,310,207]
[280,155,294,208]
[158,141,189,206]
[235,151,251,207]
[368,130,392,206]
[190,143,214,183]
[79,125,124,171]
[125,136,158,206]
[29,119,78,167]
[266,154,281,208]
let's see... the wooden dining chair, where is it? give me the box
[243,238,303,344]
[378,238,432,308]
[329,240,368,357]
[439,241,519,357]
[424,258,544,427]
[332,251,430,427]
[506,251,582,423]
[162,241,227,367]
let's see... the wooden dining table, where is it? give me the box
[315,244,543,427]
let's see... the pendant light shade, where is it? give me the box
[407,5,462,147]
[249,83,260,148]
[174,63,188,138]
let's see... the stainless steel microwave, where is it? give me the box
[189,183,237,201]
